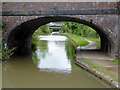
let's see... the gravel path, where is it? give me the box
[75,35,119,81]
[73,35,100,50]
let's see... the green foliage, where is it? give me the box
[37,40,48,59]
[2,2,6,4]
[31,36,38,51]
[32,38,48,66]
[65,39,76,62]
[32,51,40,66]
[0,42,16,61]
[2,22,6,28]
[80,36,100,43]
[22,4,26,7]
[81,59,119,82]
[112,59,120,64]
[60,22,100,38]
[33,24,51,36]
[52,28,60,32]
[97,45,101,49]
[63,33,89,47]
[32,24,50,51]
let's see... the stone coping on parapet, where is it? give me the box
[0,0,119,2]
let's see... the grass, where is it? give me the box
[97,45,101,48]
[22,4,26,7]
[62,33,89,47]
[80,36,100,43]
[81,59,119,82]
[112,59,120,64]
[2,2,6,4]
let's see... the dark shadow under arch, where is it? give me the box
[7,16,113,57]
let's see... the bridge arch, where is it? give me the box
[7,16,115,57]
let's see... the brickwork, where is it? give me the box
[2,2,116,11]
[2,2,120,59]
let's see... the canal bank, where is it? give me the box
[75,50,119,89]
[2,34,111,88]
[62,33,120,89]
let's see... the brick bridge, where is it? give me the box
[2,2,120,59]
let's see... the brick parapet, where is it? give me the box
[2,2,117,11]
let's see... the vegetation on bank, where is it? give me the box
[32,22,100,49]
[80,36,100,43]
[2,22,6,28]
[33,22,100,42]
[59,22,100,44]
[31,36,38,51]
[33,24,51,36]
[112,59,120,64]
[0,41,16,61]
[2,2,6,4]
[62,33,89,47]
[59,22,100,38]
[81,59,119,82]
[0,21,16,61]
[32,24,51,50]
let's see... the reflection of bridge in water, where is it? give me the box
[49,23,64,29]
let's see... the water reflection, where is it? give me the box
[38,35,68,41]
[33,35,71,73]
[2,34,111,88]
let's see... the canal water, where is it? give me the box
[2,34,111,88]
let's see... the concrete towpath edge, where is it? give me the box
[75,58,120,89]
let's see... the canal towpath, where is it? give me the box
[75,36,119,88]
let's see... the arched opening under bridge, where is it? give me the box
[7,16,113,57]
